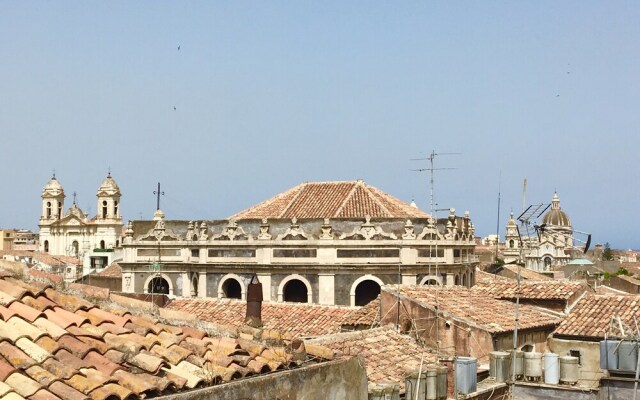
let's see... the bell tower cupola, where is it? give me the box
[96,172,122,222]
[40,174,65,222]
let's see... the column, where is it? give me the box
[318,273,335,305]
[257,273,272,302]
[198,271,207,298]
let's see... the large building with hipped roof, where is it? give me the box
[38,173,124,275]
[120,180,479,306]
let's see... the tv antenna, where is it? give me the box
[411,150,460,358]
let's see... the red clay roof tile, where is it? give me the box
[48,380,88,400]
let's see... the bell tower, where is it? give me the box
[96,172,122,222]
[40,174,65,223]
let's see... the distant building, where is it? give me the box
[0,229,16,251]
[120,180,480,306]
[37,173,123,274]
[504,193,575,271]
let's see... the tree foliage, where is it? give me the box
[603,242,614,261]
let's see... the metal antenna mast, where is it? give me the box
[412,150,460,358]
[153,182,165,211]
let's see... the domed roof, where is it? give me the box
[542,193,571,227]
[42,175,64,197]
[98,173,121,194]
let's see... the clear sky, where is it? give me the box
[1,2,638,249]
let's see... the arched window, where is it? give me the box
[148,277,170,294]
[222,279,242,299]
[544,257,552,267]
[454,275,461,285]
[115,240,119,248]
[423,279,439,285]
[100,240,105,249]
[509,239,515,248]
[354,280,381,306]
[46,202,52,218]
[102,201,108,218]
[72,241,79,256]
[114,201,118,217]
[57,203,62,218]
[283,279,308,303]
[44,240,49,253]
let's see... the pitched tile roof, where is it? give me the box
[389,286,562,334]
[94,263,122,278]
[307,326,436,392]
[340,297,380,328]
[166,297,358,338]
[501,265,554,280]
[472,280,588,301]
[553,294,640,339]
[0,271,327,399]
[229,180,430,220]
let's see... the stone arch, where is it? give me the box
[218,273,246,300]
[454,274,461,285]
[143,273,174,295]
[278,274,312,303]
[350,275,384,307]
[419,275,443,285]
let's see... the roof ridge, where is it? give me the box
[230,183,304,220]
[278,182,308,218]
[333,182,360,218]
[362,183,393,218]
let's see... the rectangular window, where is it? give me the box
[190,249,199,257]
[569,349,582,365]
[337,249,399,258]
[137,249,181,257]
[453,249,461,257]
[208,249,256,258]
[272,249,317,258]
[418,249,445,257]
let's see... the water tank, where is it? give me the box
[490,351,510,383]
[426,366,437,400]
[559,356,579,385]
[600,339,619,370]
[405,369,426,400]
[524,352,542,381]
[368,382,400,400]
[544,353,559,385]
[511,350,524,379]
[455,357,477,395]
[436,365,448,400]
[618,341,639,372]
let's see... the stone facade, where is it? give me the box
[120,181,479,306]
[38,174,123,274]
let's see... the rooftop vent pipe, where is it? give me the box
[245,274,263,328]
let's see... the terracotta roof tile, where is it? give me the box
[308,327,435,392]
[472,280,588,302]
[554,294,640,338]
[0,270,331,399]
[388,286,562,333]
[341,297,380,327]
[166,298,358,337]
[230,181,430,220]
[94,263,122,278]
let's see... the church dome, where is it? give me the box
[98,173,121,194]
[542,193,571,227]
[42,175,64,196]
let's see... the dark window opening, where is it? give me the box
[72,241,79,256]
[222,279,242,299]
[283,279,308,303]
[337,249,399,258]
[44,240,49,253]
[90,256,108,268]
[191,249,199,257]
[148,277,170,295]
[208,248,256,257]
[273,249,317,258]
[453,249,461,257]
[46,202,52,218]
[355,280,381,306]
[100,240,105,249]
[115,240,119,248]
[102,200,108,218]
[509,239,515,248]
[57,203,62,218]
[418,249,444,257]
[569,349,582,365]
[114,201,118,216]
[423,278,440,285]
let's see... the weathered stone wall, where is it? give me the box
[548,338,603,389]
[157,355,368,400]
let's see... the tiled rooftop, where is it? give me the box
[554,294,640,339]
[340,297,380,328]
[94,263,122,278]
[1,251,82,267]
[501,265,554,280]
[166,297,361,338]
[390,286,562,333]
[229,180,430,220]
[0,270,328,399]
[307,326,436,392]
[472,280,588,301]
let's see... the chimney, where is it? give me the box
[245,274,263,328]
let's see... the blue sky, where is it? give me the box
[1,2,638,249]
